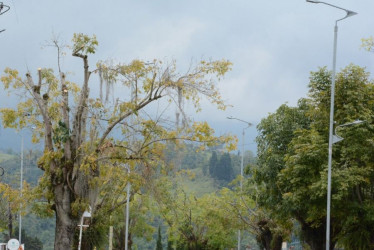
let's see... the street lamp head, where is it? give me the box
[339,119,365,127]
[345,10,357,18]
[333,119,365,144]
[227,116,253,127]
[306,0,358,22]
[350,119,365,125]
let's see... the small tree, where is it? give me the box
[156,225,163,250]
[216,152,233,182]
[208,151,218,178]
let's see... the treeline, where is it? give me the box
[165,143,256,185]
[0,145,257,249]
[252,65,374,249]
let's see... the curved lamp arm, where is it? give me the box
[227,116,253,128]
[306,0,357,23]
[333,120,365,144]
[0,2,10,15]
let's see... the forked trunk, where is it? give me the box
[54,183,78,250]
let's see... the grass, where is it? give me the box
[178,168,219,197]
[0,152,15,163]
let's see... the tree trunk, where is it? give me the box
[256,228,272,250]
[271,235,283,250]
[300,220,336,250]
[256,220,275,250]
[54,183,78,250]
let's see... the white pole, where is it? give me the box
[326,23,337,250]
[125,167,131,250]
[306,3,356,249]
[19,135,23,243]
[227,116,252,250]
[78,216,84,250]
[240,128,245,190]
[238,128,245,250]
[109,225,113,250]
[125,80,135,250]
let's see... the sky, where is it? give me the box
[1,0,374,153]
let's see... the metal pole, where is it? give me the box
[306,3,356,249]
[240,128,245,190]
[238,127,245,250]
[125,167,131,250]
[227,116,252,250]
[78,217,83,250]
[109,225,113,250]
[326,22,337,250]
[125,81,135,250]
[237,230,241,250]
[19,135,23,244]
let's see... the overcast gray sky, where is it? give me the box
[1,0,374,152]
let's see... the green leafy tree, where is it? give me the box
[166,236,173,250]
[151,176,238,249]
[0,34,234,249]
[255,65,374,249]
[216,179,290,250]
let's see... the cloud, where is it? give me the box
[110,18,206,61]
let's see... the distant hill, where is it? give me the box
[0,126,43,153]
[0,150,55,250]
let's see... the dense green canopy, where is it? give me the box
[254,65,374,249]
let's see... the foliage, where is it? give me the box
[208,151,218,177]
[13,227,44,250]
[361,37,374,52]
[156,225,163,250]
[208,151,234,183]
[217,152,233,182]
[1,33,234,249]
[151,176,239,249]
[0,150,55,249]
[254,65,374,249]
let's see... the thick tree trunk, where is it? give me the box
[54,183,78,250]
[271,235,283,250]
[300,220,336,250]
[256,219,284,250]
[256,226,272,250]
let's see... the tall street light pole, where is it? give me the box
[125,165,131,250]
[124,83,135,250]
[227,116,252,250]
[306,1,357,249]
[19,134,24,244]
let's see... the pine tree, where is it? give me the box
[216,152,233,182]
[166,236,173,250]
[209,151,218,178]
[156,225,163,250]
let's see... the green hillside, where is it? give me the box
[0,145,257,249]
[0,152,15,163]
[0,150,55,250]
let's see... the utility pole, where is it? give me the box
[19,135,24,244]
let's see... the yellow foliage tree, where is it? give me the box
[0,33,234,249]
